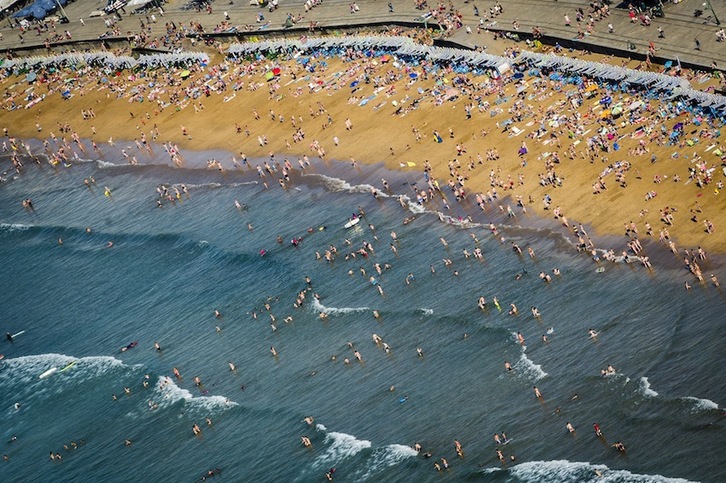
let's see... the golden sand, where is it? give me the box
[2,42,725,253]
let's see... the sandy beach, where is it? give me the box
[2,21,726,483]
[2,30,725,259]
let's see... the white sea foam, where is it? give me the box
[638,377,659,398]
[174,181,258,190]
[0,222,32,233]
[0,353,129,386]
[516,349,548,382]
[480,460,696,482]
[311,298,369,316]
[314,430,372,468]
[355,444,418,480]
[680,396,720,412]
[96,160,121,168]
[0,353,133,407]
[152,376,238,413]
[406,200,426,214]
[305,173,384,196]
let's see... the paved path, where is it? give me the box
[0,0,724,71]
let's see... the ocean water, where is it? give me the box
[0,141,724,483]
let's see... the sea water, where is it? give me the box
[0,143,724,483]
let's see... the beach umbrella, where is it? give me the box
[611,104,623,116]
[264,72,274,81]
[409,72,418,78]
[381,55,390,63]
[272,67,281,76]
[513,72,524,79]
[26,72,37,83]
[180,70,191,79]
[673,122,683,131]
[350,80,359,87]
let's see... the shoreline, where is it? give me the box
[4,134,723,283]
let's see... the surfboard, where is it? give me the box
[11,330,25,338]
[344,217,360,229]
[39,367,58,379]
[596,267,605,273]
[59,361,76,372]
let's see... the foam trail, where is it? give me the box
[515,349,548,382]
[314,430,372,468]
[153,376,238,413]
[311,298,369,316]
[304,173,386,197]
[172,181,258,190]
[96,160,123,169]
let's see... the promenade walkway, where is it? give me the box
[0,0,724,71]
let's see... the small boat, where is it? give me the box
[344,217,360,229]
[39,367,58,379]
